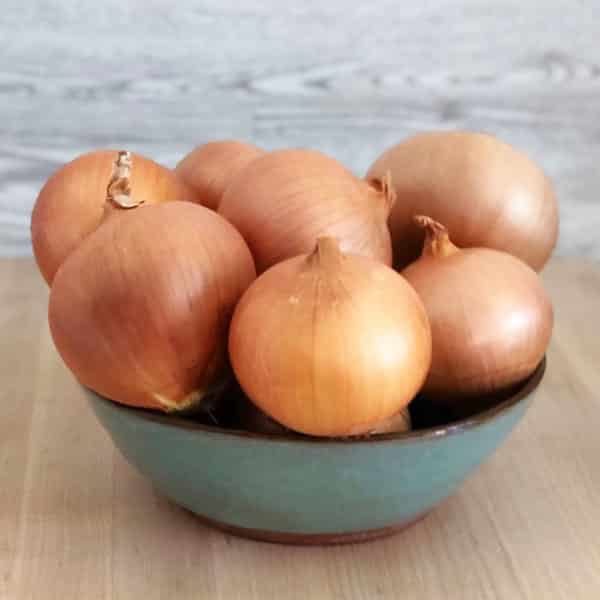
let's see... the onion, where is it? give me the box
[31,150,200,284]
[366,131,559,271]
[219,149,394,273]
[176,140,265,210]
[402,216,553,401]
[49,201,256,412]
[229,237,431,436]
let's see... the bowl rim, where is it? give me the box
[89,358,545,445]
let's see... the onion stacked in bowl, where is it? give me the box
[31,131,556,437]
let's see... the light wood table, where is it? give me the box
[2,257,599,599]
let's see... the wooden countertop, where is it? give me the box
[2,257,599,599]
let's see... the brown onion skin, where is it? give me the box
[229,238,431,437]
[49,202,256,411]
[31,150,200,285]
[176,140,265,211]
[366,131,559,271]
[219,149,393,274]
[402,217,553,401]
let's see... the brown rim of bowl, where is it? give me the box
[88,357,545,445]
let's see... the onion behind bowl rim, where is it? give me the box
[86,358,545,444]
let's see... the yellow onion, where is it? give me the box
[49,202,256,411]
[402,216,553,402]
[229,237,431,436]
[31,150,200,284]
[176,140,265,210]
[367,131,559,271]
[219,149,394,273]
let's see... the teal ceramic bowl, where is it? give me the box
[88,360,545,544]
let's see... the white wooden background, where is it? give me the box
[1,1,599,258]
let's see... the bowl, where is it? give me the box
[88,359,545,545]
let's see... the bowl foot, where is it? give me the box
[192,511,430,545]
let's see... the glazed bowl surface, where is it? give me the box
[88,360,545,544]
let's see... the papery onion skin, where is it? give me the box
[31,150,200,284]
[219,149,394,273]
[366,131,559,271]
[402,216,553,401]
[49,202,256,411]
[229,237,431,437]
[176,140,265,210]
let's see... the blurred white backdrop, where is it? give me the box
[1,1,599,257]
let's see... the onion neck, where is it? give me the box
[366,171,396,219]
[414,215,460,259]
[308,237,344,270]
[105,150,143,209]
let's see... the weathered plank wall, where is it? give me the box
[1,1,599,257]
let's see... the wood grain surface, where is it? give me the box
[1,1,599,258]
[1,256,599,599]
